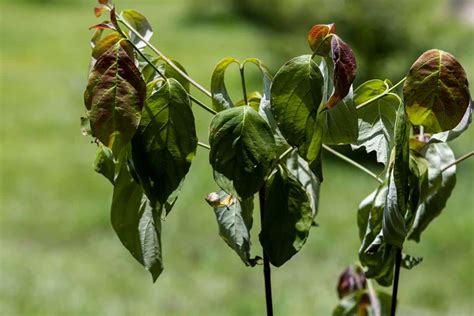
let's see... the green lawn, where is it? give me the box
[1,1,473,315]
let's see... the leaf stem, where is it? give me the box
[117,14,213,99]
[190,95,217,115]
[322,144,383,184]
[239,66,249,105]
[441,150,474,172]
[198,141,211,150]
[258,188,274,316]
[391,248,402,316]
[356,77,406,111]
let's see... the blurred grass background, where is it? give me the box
[0,0,473,315]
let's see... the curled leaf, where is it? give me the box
[403,49,470,133]
[307,23,335,56]
[211,57,240,112]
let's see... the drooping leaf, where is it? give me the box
[270,55,325,163]
[429,100,473,143]
[307,23,335,57]
[403,49,470,133]
[111,163,163,282]
[286,149,320,223]
[408,143,457,242]
[205,191,255,266]
[352,79,400,165]
[326,35,357,109]
[93,145,115,184]
[209,106,276,198]
[260,166,313,267]
[84,40,146,155]
[382,107,410,248]
[131,79,197,213]
[120,9,153,50]
[211,57,240,112]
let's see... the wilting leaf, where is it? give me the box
[84,41,146,155]
[260,166,313,267]
[271,55,325,163]
[211,57,240,112]
[408,143,457,242]
[430,100,472,143]
[403,49,470,133]
[307,23,335,56]
[205,191,254,266]
[121,9,153,49]
[209,106,276,198]
[382,107,410,248]
[326,35,357,109]
[111,163,163,282]
[131,79,197,213]
[352,79,399,165]
[286,149,320,222]
[93,145,115,184]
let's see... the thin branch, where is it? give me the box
[259,189,274,316]
[198,141,210,150]
[356,77,406,110]
[322,144,383,184]
[117,15,213,99]
[391,248,402,316]
[189,95,217,115]
[441,150,474,172]
[240,66,249,105]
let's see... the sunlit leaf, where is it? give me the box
[326,35,357,109]
[211,57,240,112]
[91,31,123,59]
[260,166,313,267]
[84,41,146,155]
[121,9,153,50]
[403,49,470,133]
[307,23,335,57]
[271,55,325,163]
[131,79,197,213]
[209,106,277,198]
[111,163,163,282]
[352,79,399,165]
[205,191,255,266]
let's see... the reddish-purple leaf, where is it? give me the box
[98,0,110,5]
[89,22,115,31]
[326,35,357,109]
[92,32,122,59]
[307,23,335,57]
[403,49,470,133]
[94,6,107,18]
[84,41,146,155]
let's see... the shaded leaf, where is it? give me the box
[401,253,423,269]
[352,79,399,165]
[323,86,358,145]
[270,55,325,163]
[326,35,357,109]
[211,57,240,112]
[93,145,115,184]
[111,163,163,282]
[131,79,197,213]
[84,41,146,155]
[337,265,367,299]
[307,23,335,57]
[403,49,470,133]
[429,100,472,143]
[121,9,153,50]
[205,191,255,266]
[260,166,313,267]
[209,106,277,198]
[408,143,457,242]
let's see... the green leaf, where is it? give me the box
[403,49,471,133]
[429,101,472,143]
[205,191,255,266]
[93,145,115,184]
[286,149,320,223]
[260,166,313,267]
[333,290,391,316]
[408,143,457,242]
[211,57,240,112]
[91,31,122,60]
[352,79,400,165]
[111,163,163,282]
[209,106,277,199]
[323,87,358,145]
[121,9,153,50]
[307,23,335,57]
[270,55,325,163]
[84,40,146,155]
[131,79,197,213]
[382,106,410,248]
[401,253,423,269]
[326,35,357,109]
